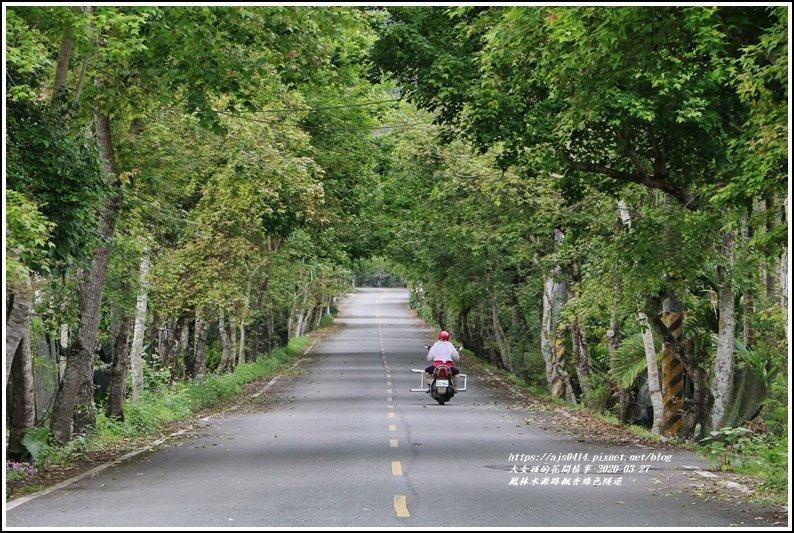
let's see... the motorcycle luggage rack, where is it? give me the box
[410,369,467,392]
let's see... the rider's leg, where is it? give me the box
[424,365,434,389]
[451,367,460,388]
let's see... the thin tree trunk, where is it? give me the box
[570,262,590,402]
[287,310,295,341]
[52,25,73,102]
[550,229,574,403]
[491,298,512,370]
[540,276,556,389]
[106,313,132,420]
[194,312,208,381]
[9,327,36,456]
[177,318,190,381]
[238,318,247,365]
[129,252,150,403]
[708,230,737,433]
[51,108,123,443]
[542,272,574,402]
[741,213,755,347]
[764,196,778,301]
[639,312,664,434]
[312,302,324,331]
[59,323,69,380]
[571,318,590,401]
[230,316,238,370]
[157,321,175,378]
[6,273,33,383]
[613,202,632,422]
[617,199,663,432]
[238,279,251,365]
[609,277,631,423]
[216,309,231,374]
[781,195,789,338]
[686,367,710,438]
[66,6,95,115]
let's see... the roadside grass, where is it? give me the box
[6,335,316,498]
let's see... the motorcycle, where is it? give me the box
[410,345,467,405]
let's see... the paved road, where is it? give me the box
[4,289,783,527]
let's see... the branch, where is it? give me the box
[562,151,699,210]
[649,129,668,179]
[616,127,649,178]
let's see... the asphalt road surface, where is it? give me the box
[4,288,784,528]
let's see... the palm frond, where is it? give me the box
[609,332,661,389]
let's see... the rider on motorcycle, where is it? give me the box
[425,330,460,390]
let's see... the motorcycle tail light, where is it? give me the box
[436,367,448,378]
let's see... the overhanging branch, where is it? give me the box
[562,151,699,210]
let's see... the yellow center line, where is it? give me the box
[388,424,396,431]
[390,439,398,448]
[391,461,403,476]
[394,495,410,518]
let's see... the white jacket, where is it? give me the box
[427,340,460,363]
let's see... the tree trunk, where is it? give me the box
[193,312,208,381]
[609,277,631,423]
[707,230,737,433]
[265,302,275,355]
[230,316,238,370]
[540,276,556,390]
[216,309,232,374]
[6,273,33,383]
[129,252,150,403]
[177,318,190,381]
[157,320,177,380]
[9,327,36,457]
[740,213,755,348]
[51,108,122,443]
[638,312,664,434]
[491,298,512,370]
[106,313,132,420]
[313,304,324,331]
[685,366,710,438]
[617,199,663,432]
[238,318,247,365]
[781,195,789,338]
[52,25,73,102]
[571,318,590,402]
[287,310,295,340]
[553,320,576,404]
[764,196,779,301]
[743,290,755,348]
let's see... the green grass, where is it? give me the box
[16,336,314,470]
[695,431,788,506]
[627,424,663,441]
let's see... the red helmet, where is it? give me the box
[438,330,450,341]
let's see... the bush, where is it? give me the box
[319,313,334,328]
[513,350,547,390]
[583,372,611,413]
[697,428,787,501]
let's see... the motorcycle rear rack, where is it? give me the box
[410,369,467,392]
